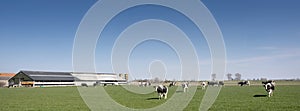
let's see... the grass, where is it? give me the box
[183,87,205,111]
[183,85,300,111]
[0,85,300,111]
[103,86,177,109]
[0,87,89,111]
[208,86,300,111]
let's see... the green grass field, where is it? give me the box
[103,86,177,109]
[1,84,299,111]
[0,87,89,111]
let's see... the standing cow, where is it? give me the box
[155,85,168,99]
[182,82,189,92]
[208,81,224,86]
[201,81,207,90]
[169,82,176,87]
[262,80,275,97]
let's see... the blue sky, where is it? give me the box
[1,0,299,80]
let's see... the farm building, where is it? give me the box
[0,73,16,87]
[72,72,128,86]
[8,70,128,87]
[8,71,75,87]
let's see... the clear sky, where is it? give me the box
[1,0,299,80]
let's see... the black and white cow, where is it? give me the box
[238,81,250,86]
[201,81,207,90]
[208,81,224,86]
[169,82,176,87]
[262,80,275,97]
[155,85,168,99]
[182,82,189,92]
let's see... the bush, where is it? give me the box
[0,82,6,87]
[81,83,88,87]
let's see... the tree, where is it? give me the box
[235,73,242,80]
[226,73,233,80]
[211,73,216,81]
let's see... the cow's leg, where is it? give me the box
[164,93,167,99]
[270,90,273,97]
[158,93,161,99]
[268,90,272,97]
[159,93,163,99]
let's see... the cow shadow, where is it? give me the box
[176,91,184,93]
[146,97,160,100]
[253,94,267,97]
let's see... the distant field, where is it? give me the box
[1,82,300,111]
[223,80,300,86]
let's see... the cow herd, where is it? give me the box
[238,81,250,86]
[154,81,215,99]
[237,80,276,97]
[153,80,276,99]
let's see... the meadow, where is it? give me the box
[0,82,300,111]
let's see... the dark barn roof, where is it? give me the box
[13,70,74,81]
[72,72,118,75]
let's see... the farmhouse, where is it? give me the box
[8,70,128,87]
[0,73,16,87]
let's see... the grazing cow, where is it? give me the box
[139,81,151,87]
[182,82,189,92]
[218,81,224,86]
[262,80,275,97]
[208,81,224,86]
[201,81,207,90]
[208,81,217,86]
[238,81,250,86]
[155,85,168,99]
[169,82,176,87]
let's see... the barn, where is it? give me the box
[8,70,128,87]
[8,70,75,87]
[72,72,128,86]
